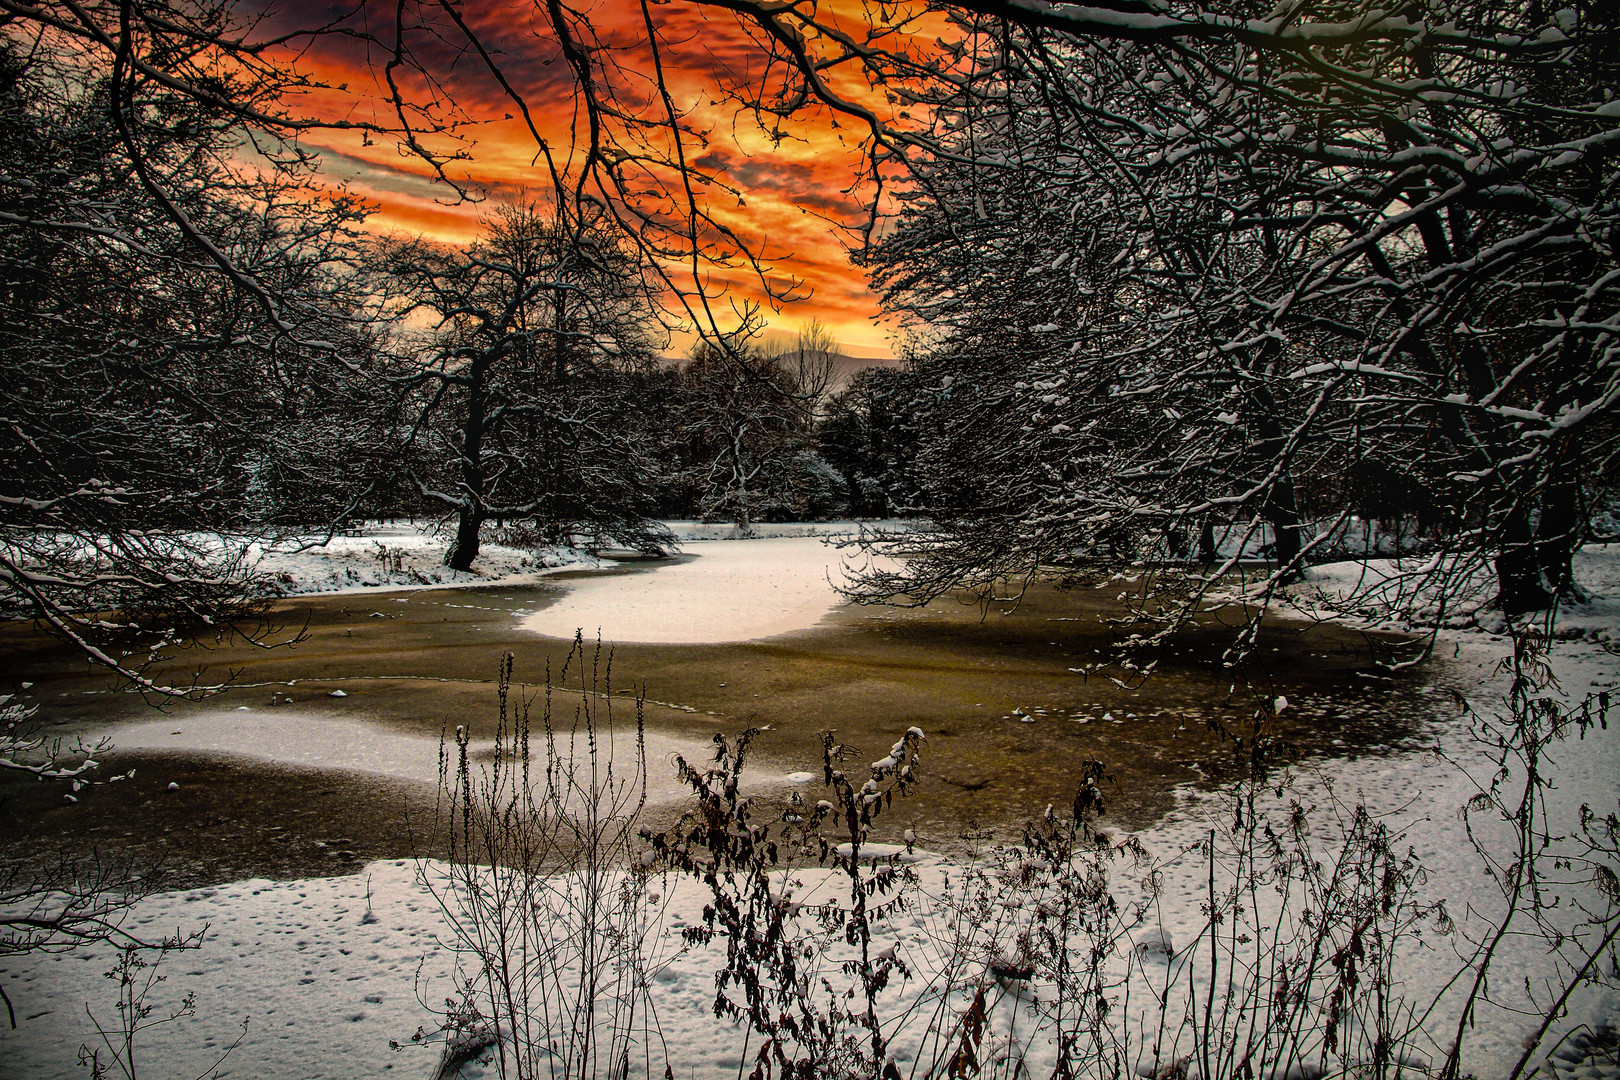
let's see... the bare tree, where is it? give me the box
[819,366,922,519]
[774,317,839,414]
[387,204,671,569]
[796,4,1620,626]
[5,3,1612,622]
[0,30,392,692]
[681,336,815,530]
[292,0,1607,621]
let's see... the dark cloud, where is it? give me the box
[303,144,476,202]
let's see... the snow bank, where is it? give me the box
[246,520,911,602]
[247,522,599,597]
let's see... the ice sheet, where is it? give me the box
[521,537,873,644]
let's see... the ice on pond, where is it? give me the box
[522,537,870,644]
[87,711,711,805]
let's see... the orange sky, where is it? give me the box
[255,0,910,356]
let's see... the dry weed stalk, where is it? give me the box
[420,635,667,1080]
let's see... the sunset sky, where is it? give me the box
[254,0,909,357]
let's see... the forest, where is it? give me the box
[4,0,1618,678]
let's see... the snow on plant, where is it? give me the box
[639,724,926,1078]
[1,691,165,1034]
[844,4,1618,666]
[0,693,105,783]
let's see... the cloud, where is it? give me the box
[244,0,895,352]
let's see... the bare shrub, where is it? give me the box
[417,637,668,1080]
[76,935,244,1080]
[641,726,926,1078]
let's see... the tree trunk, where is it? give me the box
[735,476,751,531]
[1198,521,1217,565]
[1166,526,1186,560]
[1246,378,1304,580]
[731,431,752,530]
[1495,506,1552,616]
[446,361,488,572]
[1267,481,1303,579]
[1535,436,1582,600]
[446,508,483,572]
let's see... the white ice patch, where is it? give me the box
[86,712,448,786]
[522,537,874,644]
[84,711,715,805]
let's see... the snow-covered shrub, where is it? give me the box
[756,451,850,523]
[0,693,104,783]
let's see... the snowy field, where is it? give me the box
[1,535,1616,1079]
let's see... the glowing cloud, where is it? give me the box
[254,0,903,355]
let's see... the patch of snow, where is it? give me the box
[522,537,893,644]
[661,518,913,542]
[246,521,914,614]
[80,710,717,806]
[247,521,600,598]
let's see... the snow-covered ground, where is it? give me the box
[247,519,906,600]
[2,539,1616,1080]
[246,522,597,597]
[661,519,912,542]
[252,519,897,644]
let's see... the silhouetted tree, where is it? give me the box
[388,205,670,569]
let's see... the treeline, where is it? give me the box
[352,316,929,562]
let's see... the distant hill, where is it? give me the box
[824,350,904,390]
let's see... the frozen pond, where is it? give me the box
[522,536,876,643]
[6,535,1618,1080]
[6,531,1458,855]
